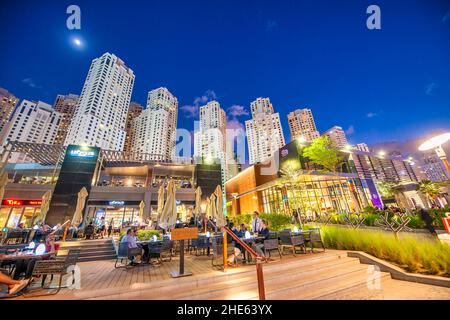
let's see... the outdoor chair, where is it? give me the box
[279,231,306,255]
[268,232,279,240]
[211,237,236,268]
[190,236,209,256]
[114,242,143,268]
[263,239,282,259]
[305,228,325,253]
[23,248,80,297]
[159,239,174,262]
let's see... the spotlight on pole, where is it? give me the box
[418,132,450,175]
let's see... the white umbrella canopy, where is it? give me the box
[34,190,52,225]
[72,187,89,227]
[194,186,202,216]
[0,172,8,204]
[213,185,226,227]
[157,184,165,216]
[159,180,177,230]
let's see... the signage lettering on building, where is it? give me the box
[109,201,125,206]
[281,149,289,158]
[69,149,96,158]
[2,199,42,206]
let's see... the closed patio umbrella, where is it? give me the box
[139,200,145,220]
[194,186,202,216]
[34,190,52,225]
[71,187,88,227]
[210,193,217,229]
[0,172,8,204]
[213,185,226,227]
[157,184,165,216]
[159,180,177,230]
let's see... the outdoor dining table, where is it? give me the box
[238,236,265,263]
[0,252,53,278]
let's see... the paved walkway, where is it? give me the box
[12,250,450,300]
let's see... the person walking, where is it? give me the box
[418,206,438,238]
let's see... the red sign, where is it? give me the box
[443,217,450,235]
[2,199,42,206]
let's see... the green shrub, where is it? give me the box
[260,213,292,231]
[119,229,162,241]
[321,226,450,277]
[232,214,252,228]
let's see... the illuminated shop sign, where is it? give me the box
[109,201,125,206]
[69,149,96,158]
[2,199,43,206]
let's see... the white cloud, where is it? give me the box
[227,105,249,117]
[366,112,377,118]
[180,89,217,118]
[345,125,355,135]
[21,77,41,88]
[425,82,437,96]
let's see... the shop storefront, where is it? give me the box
[0,199,43,228]
[86,201,141,228]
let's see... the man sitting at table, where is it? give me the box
[253,220,270,257]
[121,229,143,265]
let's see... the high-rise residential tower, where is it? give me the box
[53,94,79,145]
[1,100,62,162]
[355,143,370,153]
[131,87,178,161]
[246,97,285,164]
[287,108,320,142]
[124,101,143,154]
[65,53,135,151]
[0,87,19,136]
[194,101,227,161]
[323,126,348,149]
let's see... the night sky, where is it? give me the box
[1,0,449,147]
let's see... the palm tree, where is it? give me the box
[418,180,441,207]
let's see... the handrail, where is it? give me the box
[222,226,266,300]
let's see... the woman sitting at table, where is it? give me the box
[0,269,28,296]
[253,220,270,257]
[13,233,60,280]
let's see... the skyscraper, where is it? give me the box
[246,97,285,164]
[0,87,19,136]
[323,126,348,149]
[1,100,62,162]
[287,108,320,142]
[124,101,143,154]
[131,87,178,161]
[65,53,135,151]
[355,143,370,153]
[194,101,227,161]
[53,94,79,145]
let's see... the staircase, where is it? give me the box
[57,238,117,262]
[73,251,395,300]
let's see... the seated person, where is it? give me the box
[253,220,270,257]
[0,270,28,296]
[121,229,143,265]
[84,222,95,239]
[14,233,60,280]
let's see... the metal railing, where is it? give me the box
[222,226,267,300]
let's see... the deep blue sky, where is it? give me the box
[1,0,449,147]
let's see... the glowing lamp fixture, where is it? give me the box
[35,243,46,256]
[293,226,299,233]
[33,225,39,230]
[296,136,306,144]
[152,235,157,242]
[27,241,36,250]
[418,133,450,152]
[206,231,211,238]
[245,231,251,239]
[418,132,450,174]
[378,150,386,157]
